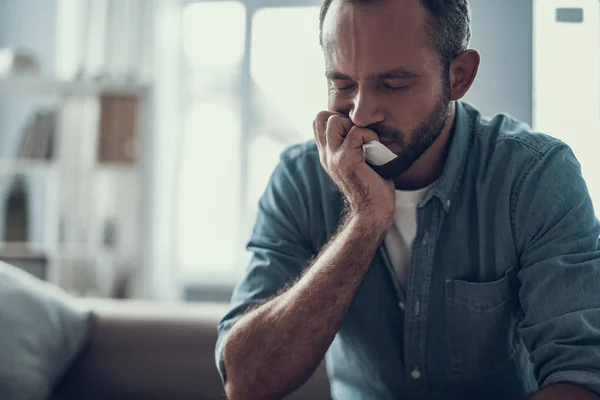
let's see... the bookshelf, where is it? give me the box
[0,159,56,175]
[0,75,150,298]
[0,0,183,300]
[0,76,150,97]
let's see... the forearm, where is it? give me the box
[223,214,387,400]
[529,383,600,400]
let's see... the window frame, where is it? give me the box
[178,0,323,290]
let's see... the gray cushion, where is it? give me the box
[0,261,92,400]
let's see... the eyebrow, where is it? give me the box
[326,66,420,81]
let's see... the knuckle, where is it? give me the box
[315,110,333,122]
[345,126,363,143]
[327,114,342,127]
[314,111,332,135]
[315,111,333,128]
[346,126,359,137]
[366,129,379,140]
[341,117,353,130]
[325,114,353,138]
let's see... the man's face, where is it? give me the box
[322,0,451,177]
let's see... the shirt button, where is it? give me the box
[422,233,429,246]
[414,301,420,316]
[446,199,452,209]
[411,369,421,380]
[398,301,405,310]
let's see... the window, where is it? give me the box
[177,2,245,281]
[248,6,327,211]
[534,0,600,214]
[178,3,325,281]
[177,101,242,278]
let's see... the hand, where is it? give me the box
[313,111,395,226]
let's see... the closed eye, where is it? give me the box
[384,84,409,91]
[329,81,356,92]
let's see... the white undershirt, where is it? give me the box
[384,184,434,290]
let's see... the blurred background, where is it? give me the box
[0,0,598,303]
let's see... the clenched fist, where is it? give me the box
[313,111,395,227]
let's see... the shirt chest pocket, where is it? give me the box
[445,267,521,376]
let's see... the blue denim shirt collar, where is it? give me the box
[421,101,473,212]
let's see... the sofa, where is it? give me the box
[51,299,332,400]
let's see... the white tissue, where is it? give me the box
[362,141,397,166]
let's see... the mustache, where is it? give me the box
[366,122,404,142]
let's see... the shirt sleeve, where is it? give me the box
[514,142,600,394]
[214,152,316,385]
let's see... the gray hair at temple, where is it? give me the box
[318,0,472,70]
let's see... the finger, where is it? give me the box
[313,111,333,149]
[342,126,380,151]
[325,114,354,150]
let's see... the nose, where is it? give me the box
[349,89,384,128]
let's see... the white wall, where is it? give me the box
[464,0,533,125]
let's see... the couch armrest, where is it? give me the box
[52,299,331,400]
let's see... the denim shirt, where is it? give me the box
[215,101,600,400]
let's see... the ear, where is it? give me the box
[449,49,480,101]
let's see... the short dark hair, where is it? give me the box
[319,0,471,69]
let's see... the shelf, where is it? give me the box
[0,159,142,175]
[0,242,50,260]
[0,75,151,97]
[0,242,107,261]
[95,163,139,173]
[0,159,57,175]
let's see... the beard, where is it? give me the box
[366,80,451,180]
